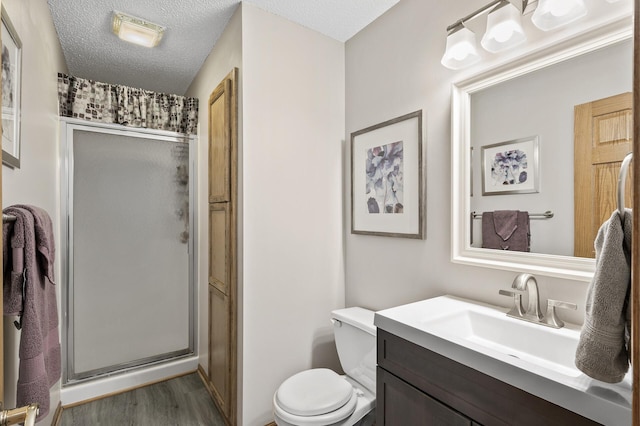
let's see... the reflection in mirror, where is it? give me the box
[451,18,633,281]
[470,39,632,257]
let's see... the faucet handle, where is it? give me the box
[499,289,525,318]
[543,299,577,328]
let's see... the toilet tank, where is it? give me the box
[331,307,376,394]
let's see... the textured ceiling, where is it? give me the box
[47,0,399,95]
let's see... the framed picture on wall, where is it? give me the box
[1,5,21,169]
[350,110,424,239]
[481,136,539,195]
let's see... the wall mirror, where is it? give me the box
[452,16,633,281]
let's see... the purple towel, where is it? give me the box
[3,206,60,420]
[481,210,530,252]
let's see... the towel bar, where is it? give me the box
[2,214,16,223]
[0,403,39,426]
[471,211,554,219]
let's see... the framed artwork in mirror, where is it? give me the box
[481,136,539,195]
[1,5,21,169]
[351,110,424,239]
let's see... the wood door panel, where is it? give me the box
[208,285,230,418]
[208,80,231,203]
[594,110,632,145]
[209,203,229,295]
[592,109,633,163]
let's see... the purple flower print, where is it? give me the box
[491,149,528,186]
[365,141,404,214]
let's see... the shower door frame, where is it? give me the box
[59,118,197,385]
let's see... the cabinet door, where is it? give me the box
[208,78,231,203]
[377,367,472,426]
[209,203,230,295]
[207,69,238,426]
[209,284,231,418]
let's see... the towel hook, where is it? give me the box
[617,152,633,216]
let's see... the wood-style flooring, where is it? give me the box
[59,373,225,426]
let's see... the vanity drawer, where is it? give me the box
[377,329,600,426]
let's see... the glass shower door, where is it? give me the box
[64,123,194,383]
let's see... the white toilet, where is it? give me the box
[273,307,377,426]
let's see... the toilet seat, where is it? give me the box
[274,369,358,425]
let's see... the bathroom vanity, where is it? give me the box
[374,296,632,425]
[377,329,597,425]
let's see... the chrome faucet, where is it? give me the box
[499,273,576,328]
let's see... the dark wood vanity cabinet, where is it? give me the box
[376,329,601,426]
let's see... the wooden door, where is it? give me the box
[574,92,633,258]
[208,69,238,425]
[1,0,5,402]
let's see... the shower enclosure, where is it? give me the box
[60,119,196,384]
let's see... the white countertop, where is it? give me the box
[374,295,632,426]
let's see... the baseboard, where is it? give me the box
[197,365,218,406]
[51,401,63,426]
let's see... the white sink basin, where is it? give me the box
[376,295,582,379]
[374,295,633,425]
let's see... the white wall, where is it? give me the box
[184,2,242,378]
[344,0,632,324]
[241,4,345,425]
[1,0,67,423]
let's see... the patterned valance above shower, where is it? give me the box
[57,73,198,135]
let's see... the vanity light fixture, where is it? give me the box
[481,1,527,53]
[441,25,481,70]
[531,0,588,31]
[112,11,165,48]
[441,0,606,70]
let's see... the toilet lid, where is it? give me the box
[275,369,353,416]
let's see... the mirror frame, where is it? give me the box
[451,18,633,282]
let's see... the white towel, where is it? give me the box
[575,209,631,383]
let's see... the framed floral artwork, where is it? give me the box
[351,110,424,239]
[1,5,21,169]
[481,136,539,195]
